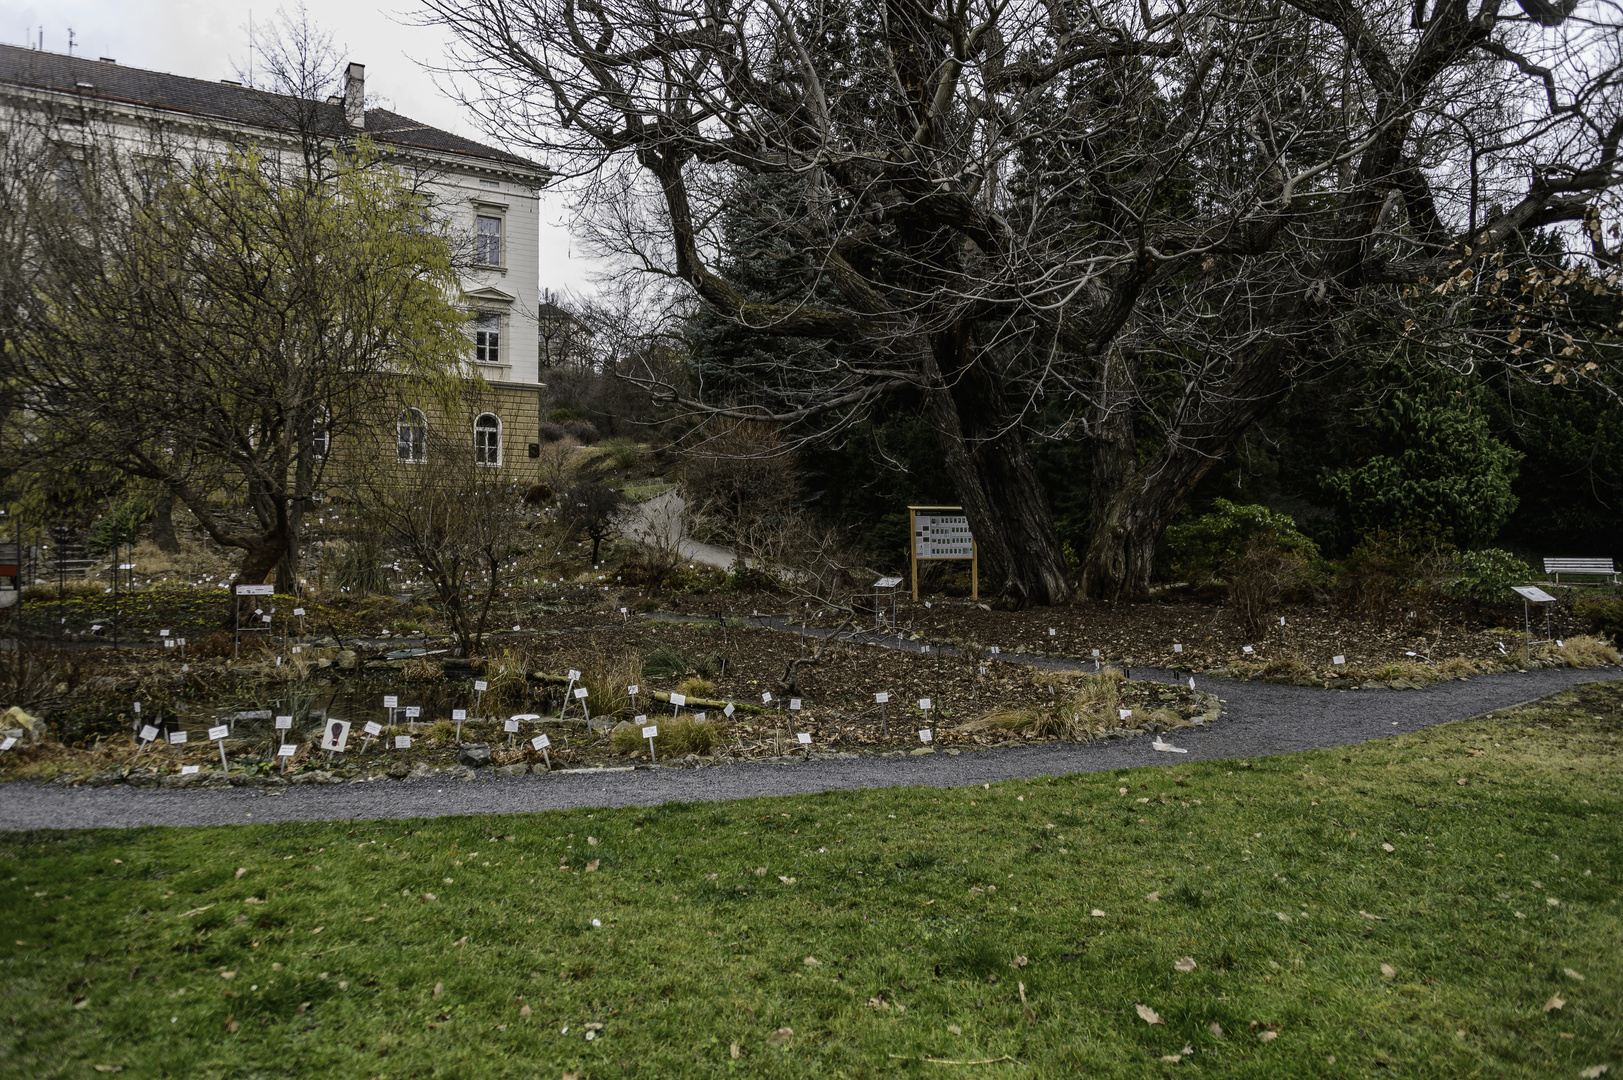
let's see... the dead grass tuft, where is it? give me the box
[611,716,725,756]
[1539,635,1621,667]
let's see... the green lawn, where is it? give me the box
[3,684,1620,1079]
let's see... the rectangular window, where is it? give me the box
[475,214,502,265]
[474,313,500,365]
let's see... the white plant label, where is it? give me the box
[1332,655,1346,666]
[532,734,551,751]
[474,681,488,692]
[504,719,520,733]
[696,712,707,722]
[574,687,589,700]
[293,608,305,616]
[642,725,658,739]
[180,764,201,775]
[236,584,274,596]
[1048,628,1056,637]
[1173,644,1183,653]
[761,692,773,704]
[990,646,1000,655]
[133,702,141,714]
[875,692,890,704]
[168,731,188,745]
[451,709,466,721]
[383,695,399,708]
[363,721,383,736]
[568,669,582,681]
[277,744,297,758]
[1242,645,1254,654]
[723,703,735,717]
[164,639,176,648]
[139,725,158,742]
[403,707,419,719]
[1119,709,1133,721]
[394,735,412,749]
[797,733,811,745]
[0,737,15,752]
[669,693,687,707]
[208,725,230,741]
[275,715,293,730]
[1092,649,1101,657]
[789,698,802,711]
[322,720,351,752]
[627,685,638,696]
[261,615,272,623]
[159,629,170,637]
[1280,616,1286,626]
[919,698,932,710]
[918,729,933,743]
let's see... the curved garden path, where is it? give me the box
[1,630,1616,829]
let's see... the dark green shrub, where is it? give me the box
[1575,594,1623,645]
[1334,526,1452,615]
[1441,548,1535,605]
[1163,499,1320,585]
[87,499,153,555]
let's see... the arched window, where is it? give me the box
[397,408,427,463]
[474,413,502,466]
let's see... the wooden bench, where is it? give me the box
[1543,557,1620,586]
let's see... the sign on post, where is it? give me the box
[909,506,978,601]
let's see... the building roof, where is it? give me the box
[0,44,545,176]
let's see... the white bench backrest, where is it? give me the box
[1544,557,1616,572]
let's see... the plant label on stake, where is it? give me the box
[168,730,188,747]
[669,691,686,719]
[875,691,890,735]
[918,728,932,744]
[133,724,159,762]
[1118,709,1133,724]
[473,680,487,717]
[504,718,520,747]
[395,734,411,767]
[277,743,297,774]
[405,705,420,733]
[723,703,735,718]
[627,684,639,713]
[761,691,772,709]
[1242,645,1254,654]
[383,695,398,731]
[531,733,552,770]
[321,720,350,756]
[361,720,383,754]
[642,723,659,762]
[0,736,13,754]
[798,731,812,759]
[1173,643,1183,654]
[452,709,467,742]
[574,686,590,725]
[180,764,200,776]
[208,724,231,772]
[560,671,581,721]
[1332,655,1346,667]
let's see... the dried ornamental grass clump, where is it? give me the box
[610,716,724,756]
[1539,635,1621,667]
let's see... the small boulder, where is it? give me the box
[290,770,341,786]
[459,744,492,768]
[387,762,409,779]
[336,650,359,671]
[408,763,438,779]
[125,770,161,788]
[496,763,529,776]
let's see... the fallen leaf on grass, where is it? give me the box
[585,860,600,873]
[869,997,891,1010]
[433,982,444,999]
[220,970,237,980]
[234,868,247,879]
[1258,1030,1278,1043]
[948,1024,962,1035]
[1010,956,1028,968]
[1136,1004,1164,1026]
[803,956,821,967]
[92,1067,123,1074]
[1090,909,1106,918]
[295,1002,310,1015]
[1565,968,1586,981]
[453,936,468,948]
[1579,1065,1610,1078]
[754,867,767,876]
[778,876,796,884]
[1380,964,1396,980]
[519,1004,531,1019]
[224,1015,239,1033]
[1208,1022,1224,1039]
[1359,910,1386,921]
[1382,843,1395,853]
[730,1043,741,1060]
[1543,995,1565,1012]
[1159,1044,1195,1064]
[1174,957,1196,973]
[767,1027,793,1046]
[72,996,88,1009]
[1145,892,1160,902]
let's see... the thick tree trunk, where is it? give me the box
[1080,343,1294,600]
[924,324,1071,609]
[150,492,180,553]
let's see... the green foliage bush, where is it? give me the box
[1441,548,1535,605]
[1575,594,1623,645]
[87,499,153,555]
[599,437,639,469]
[1163,499,1320,584]
[1333,526,1453,615]
[1319,391,1520,548]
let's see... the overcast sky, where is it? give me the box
[0,0,600,294]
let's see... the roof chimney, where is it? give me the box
[344,62,365,129]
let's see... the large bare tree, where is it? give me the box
[423,0,1623,604]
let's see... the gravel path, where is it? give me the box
[2,660,1616,832]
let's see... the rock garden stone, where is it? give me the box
[459,744,492,768]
